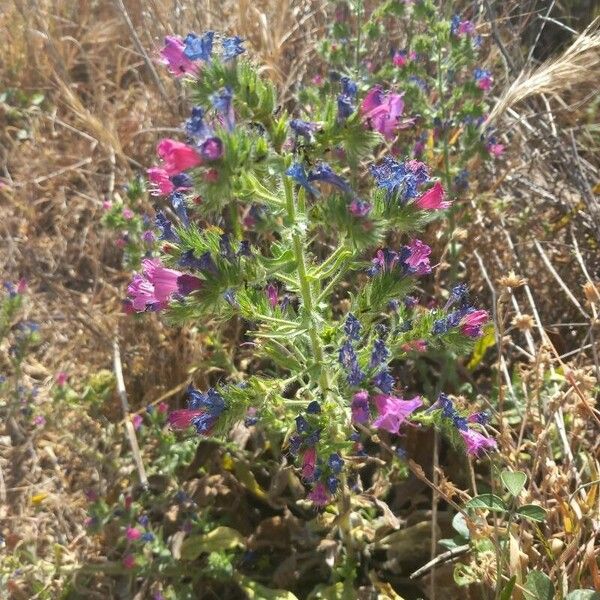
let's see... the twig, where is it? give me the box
[112,0,170,104]
[113,338,148,489]
[410,544,470,580]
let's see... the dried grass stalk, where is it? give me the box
[486,20,600,126]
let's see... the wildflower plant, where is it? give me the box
[124,28,494,517]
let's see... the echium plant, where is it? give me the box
[124,31,495,510]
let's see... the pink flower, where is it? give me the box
[458,21,475,36]
[16,278,27,293]
[405,239,432,275]
[266,283,278,308]
[488,143,505,157]
[147,167,174,196]
[311,74,323,86]
[131,414,143,430]
[415,182,451,210]
[460,310,488,338]
[102,200,112,210]
[204,169,219,183]
[393,51,408,67]
[401,339,428,352]
[301,447,317,480]
[308,482,330,507]
[460,429,497,456]
[126,526,142,541]
[126,258,197,312]
[157,402,169,414]
[122,553,136,569]
[351,390,370,424]
[160,36,198,78]
[156,139,202,176]
[372,394,422,434]
[55,371,69,386]
[33,415,46,427]
[360,86,412,141]
[122,207,134,220]
[115,238,126,249]
[168,409,205,429]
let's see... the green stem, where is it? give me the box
[229,202,242,240]
[283,177,330,395]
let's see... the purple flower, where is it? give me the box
[371,156,427,203]
[155,211,180,243]
[306,401,321,414]
[183,31,214,61]
[295,415,310,434]
[199,137,223,161]
[404,239,432,275]
[349,199,371,217]
[351,390,370,424]
[302,447,317,480]
[326,475,339,494]
[460,429,497,456]
[308,481,330,506]
[131,414,143,430]
[266,283,278,308]
[372,394,422,434]
[337,94,355,121]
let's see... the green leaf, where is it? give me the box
[452,512,470,540]
[237,575,299,599]
[501,470,527,497]
[524,570,554,600]
[467,324,495,369]
[499,576,517,600]
[465,493,507,512]
[179,526,244,560]
[565,591,600,600]
[516,504,547,523]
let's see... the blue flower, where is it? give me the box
[223,288,238,308]
[373,369,394,394]
[170,173,193,189]
[340,76,358,99]
[188,386,226,415]
[337,94,355,121]
[219,234,235,261]
[191,412,217,434]
[338,340,355,368]
[327,475,339,494]
[289,434,302,455]
[286,163,318,196]
[289,119,318,141]
[328,453,344,474]
[222,36,245,61]
[295,415,310,433]
[183,31,214,61]
[371,157,426,203]
[344,313,362,341]
[370,338,390,368]
[141,532,155,543]
[170,192,189,227]
[306,401,321,414]
[446,283,469,309]
[308,162,353,195]
[347,363,365,386]
[155,211,180,243]
[185,106,211,139]
[237,240,252,257]
[210,87,235,131]
[450,15,461,36]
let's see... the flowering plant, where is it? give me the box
[124,27,495,519]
